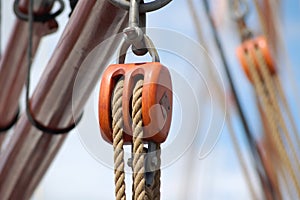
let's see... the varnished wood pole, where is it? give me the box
[0,0,128,199]
[0,0,58,148]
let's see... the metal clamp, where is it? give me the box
[127,142,159,186]
[145,142,159,186]
[124,0,148,56]
[108,0,172,13]
[118,33,160,64]
[231,0,252,41]
[118,0,160,63]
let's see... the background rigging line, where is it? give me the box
[226,113,258,200]
[253,0,300,123]
[202,1,276,199]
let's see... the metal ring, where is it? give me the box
[108,0,172,13]
[118,34,160,64]
[14,0,65,22]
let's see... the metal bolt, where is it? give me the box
[127,157,133,167]
[123,27,144,43]
[151,156,158,167]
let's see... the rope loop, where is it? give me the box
[14,0,65,22]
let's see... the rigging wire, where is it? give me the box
[202,1,276,199]
[226,113,259,200]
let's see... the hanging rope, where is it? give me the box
[244,49,300,198]
[132,79,147,200]
[273,75,300,153]
[112,78,126,200]
[252,0,300,158]
[202,1,276,199]
[254,48,300,170]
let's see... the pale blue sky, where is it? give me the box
[1,0,299,199]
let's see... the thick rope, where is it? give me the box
[132,79,146,200]
[112,79,126,200]
[245,50,300,198]
[255,48,300,172]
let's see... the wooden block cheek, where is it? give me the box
[99,66,127,144]
[236,37,276,82]
[236,43,252,80]
[99,63,172,144]
[254,37,276,75]
[142,65,172,143]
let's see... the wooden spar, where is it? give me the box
[0,0,128,199]
[0,0,58,147]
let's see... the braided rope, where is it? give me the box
[245,51,300,198]
[132,79,146,200]
[112,79,126,200]
[145,185,153,200]
[255,49,300,171]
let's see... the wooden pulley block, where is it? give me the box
[236,36,276,81]
[99,62,172,144]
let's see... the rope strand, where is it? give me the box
[254,49,300,171]
[245,50,300,198]
[132,79,146,200]
[112,79,126,200]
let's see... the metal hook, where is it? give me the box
[124,0,148,56]
[231,0,252,41]
[119,0,160,63]
[108,0,172,13]
[118,33,160,64]
[231,0,249,21]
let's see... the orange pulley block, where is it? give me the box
[99,62,172,144]
[236,36,276,81]
[98,34,172,145]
